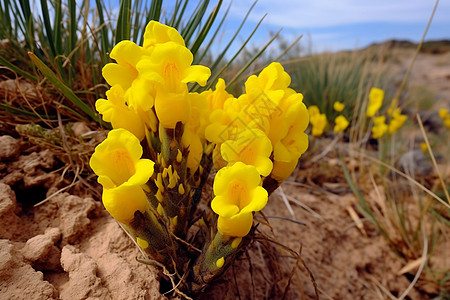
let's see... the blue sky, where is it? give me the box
[217,0,450,53]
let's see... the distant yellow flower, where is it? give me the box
[310,113,327,137]
[211,162,268,237]
[438,108,448,119]
[366,87,384,117]
[308,105,320,117]
[221,129,273,177]
[420,142,428,154]
[95,85,145,140]
[388,108,407,134]
[387,98,398,115]
[438,109,450,129]
[334,115,349,133]
[89,128,155,190]
[333,101,345,112]
[372,116,388,138]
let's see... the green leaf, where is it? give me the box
[116,0,131,43]
[28,52,101,124]
[0,55,37,81]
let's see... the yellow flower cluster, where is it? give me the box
[365,88,408,139]
[90,21,309,242]
[372,116,388,138]
[98,21,210,137]
[439,109,450,129]
[207,63,309,236]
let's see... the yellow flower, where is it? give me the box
[187,92,209,139]
[102,41,149,91]
[272,94,309,163]
[308,105,320,117]
[89,128,155,190]
[310,113,327,137]
[366,87,384,117]
[95,85,145,140]
[154,88,191,128]
[372,116,387,138]
[308,105,327,137]
[387,98,398,115]
[142,21,185,50]
[204,78,233,113]
[334,115,349,133]
[388,108,407,134]
[438,109,450,129]
[445,117,450,129]
[438,108,448,119]
[271,159,298,182]
[245,62,291,94]
[221,129,273,177]
[211,162,268,237]
[136,42,210,91]
[102,184,149,224]
[243,63,291,109]
[420,142,428,154]
[333,101,345,112]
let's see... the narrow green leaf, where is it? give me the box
[53,0,63,55]
[0,55,37,81]
[181,0,209,46]
[172,0,189,29]
[209,0,257,72]
[39,0,56,58]
[116,0,131,43]
[189,0,222,56]
[0,103,56,119]
[28,52,100,123]
[194,0,231,64]
[227,28,283,91]
[95,0,110,64]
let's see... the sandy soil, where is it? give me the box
[0,49,449,299]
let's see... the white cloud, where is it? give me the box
[225,0,450,28]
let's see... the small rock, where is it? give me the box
[71,122,91,137]
[397,149,433,175]
[0,135,20,161]
[22,228,61,262]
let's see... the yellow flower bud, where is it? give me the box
[137,237,149,249]
[216,257,225,268]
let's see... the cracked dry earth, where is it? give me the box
[1,132,435,300]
